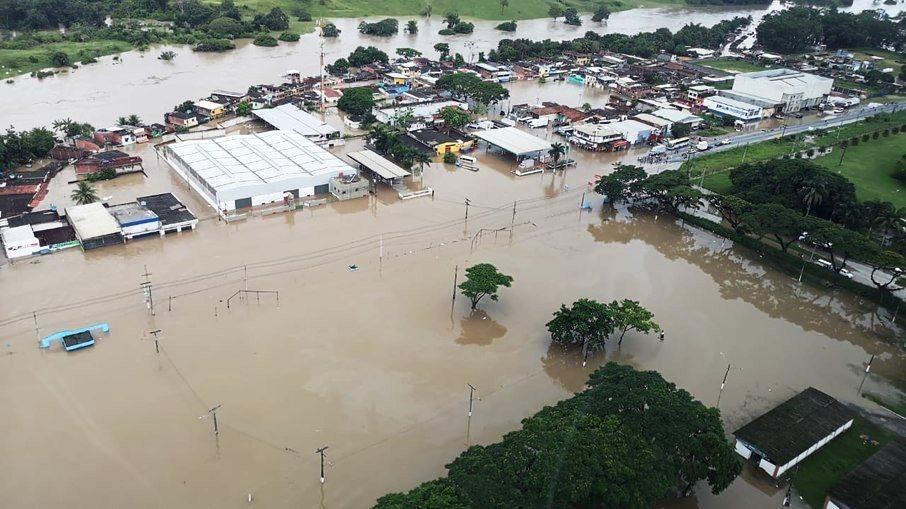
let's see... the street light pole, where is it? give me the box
[316,446,329,484]
[467,383,477,417]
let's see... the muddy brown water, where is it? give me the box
[1,122,903,508]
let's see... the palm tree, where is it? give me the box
[874,207,903,241]
[413,151,431,175]
[549,142,566,167]
[71,181,99,205]
[800,181,826,216]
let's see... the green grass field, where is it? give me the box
[812,132,906,208]
[0,40,132,79]
[698,57,767,73]
[792,416,893,509]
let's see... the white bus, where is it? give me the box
[666,137,690,150]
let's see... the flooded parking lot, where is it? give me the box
[1,130,903,508]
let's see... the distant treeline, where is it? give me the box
[489,17,751,61]
[756,7,906,54]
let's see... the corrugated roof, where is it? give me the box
[253,104,340,137]
[347,150,410,180]
[65,202,121,240]
[473,126,552,156]
[828,440,906,509]
[734,387,855,465]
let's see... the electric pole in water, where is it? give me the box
[467,383,477,417]
[716,363,731,407]
[208,404,222,435]
[149,329,162,354]
[464,198,471,222]
[316,446,329,484]
[857,354,874,395]
[140,264,154,315]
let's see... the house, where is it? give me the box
[733,387,854,479]
[0,224,41,259]
[166,111,200,129]
[604,119,658,145]
[651,108,703,130]
[407,128,470,155]
[703,95,764,121]
[633,113,672,135]
[209,89,249,106]
[5,209,78,252]
[317,88,343,105]
[65,202,124,250]
[687,84,716,105]
[73,150,143,177]
[108,202,161,240]
[93,126,136,146]
[136,193,198,235]
[372,100,468,125]
[825,439,906,509]
[193,100,226,118]
[569,123,623,151]
[50,145,89,161]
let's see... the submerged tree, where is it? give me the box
[609,299,660,346]
[458,263,513,310]
[71,181,99,205]
[547,298,615,361]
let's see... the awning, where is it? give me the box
[347,150,411,180]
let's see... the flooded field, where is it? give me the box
[1,127,903,508]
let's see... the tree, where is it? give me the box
[326,58,350,76]
[805,218,874,273]
[358,18,399,36]
[458,263,513,310]
[71,181,99,205]
[254,7,289,30]
[158,50,177,60]
[174,100,195,114]
[499,0,509,12]
[548,142,566,166]
[395,47,421,58]
[443,12,460,30]
[740,203,805,252]
[706,194,751,234]
[495,20,517,32]
[347,46,388,67]
[440,106,471,133]
[800,178,827,217]
[406,20,418,34]
[608,299,660,346]
[322,22,340,38]
[51,51,70,67]
[548,5,564,19]
[592,5,611,22]
[253,33,278,47]
[117,114,142,126]
[434,42,450,60]
[337,87,375,117]
[595,164,647,204]
[563,7,581,26]
[52,118,93,140]
[546,298,615,358]
[671,122,691,138]
[867,250,905,294]
[235,102,252,116]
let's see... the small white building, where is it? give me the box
[651,108,703,130]
[253,104,344,147]
[0,225,41,259]
[733,387,854,479]
[65,202,124,250]
[570,123,623,150]
[373,100,468,125]
[161,130,355,214]
[703,95,764,121]
[604,119,657,145]
[108,202,161,240]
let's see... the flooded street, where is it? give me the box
[1,127,903,507]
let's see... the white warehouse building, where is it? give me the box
[731,69,833,113]
[161,131,355,214]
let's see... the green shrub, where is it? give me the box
[253,34,278,47]
[443,152,457,164]
[278,32,300,42]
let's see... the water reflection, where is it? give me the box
[586,206,905,385]
[455,310,507,346]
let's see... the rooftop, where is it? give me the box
[65,202,122,240]
[137,193,198,226]
[473,126,552,156]
[828,440,906,509]
[734,387,855,465]
[165,131,353,194]
[194,100,225,111]
[347,150,410,180]
[108,202,159,227]
[252,104,340,138]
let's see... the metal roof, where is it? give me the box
[734,387,855,465]
[347,150,410,180]
[473,127,552,156]
[65,202,122,240]
[166,131,353,195]
[828,439,906,509]
[252,104,340,138]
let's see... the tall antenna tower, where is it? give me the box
[317,18,326,118]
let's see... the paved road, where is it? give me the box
[665,101,906,164]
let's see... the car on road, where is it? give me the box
[719,139,732,145]
[839,268,854,279]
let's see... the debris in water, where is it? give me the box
[348,264,358,272]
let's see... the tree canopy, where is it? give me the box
[756,7,905,54]
[374,363,740,508]
[0,127,56,171]
[337,86,375,117]
[358,18,399,36]
[436,73,509,106]
[458,263,513,309]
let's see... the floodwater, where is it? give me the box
[0,2,778,131]
[1,120,904,508]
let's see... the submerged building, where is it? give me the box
[160,131,355,214]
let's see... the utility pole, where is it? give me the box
[149,329,162,354]
[140,265,154,316]
[208,404,222,435]
[467,383,477,417]
[316,446,329,484]
[451,265,459,307]
[379,234,383,266]
[716,363,731,407]
[464,198,471,223]
[838,144,848,166]
[511,201,517,228]
[857,354,875,395]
